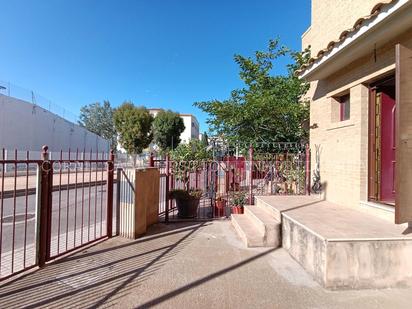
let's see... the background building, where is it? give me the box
[148,108,200,144]
[179,114,200,143]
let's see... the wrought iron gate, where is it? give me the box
[154,142,311,222]
[0,146,114,281]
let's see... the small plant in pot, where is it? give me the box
[214,196,227,217]
[231,191,246,214]
[168,139,212,219]
[169,189,202,218]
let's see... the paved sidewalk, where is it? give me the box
[0,220,412,308]
[1,171,109,192]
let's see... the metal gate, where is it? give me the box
[0,146,114,281]
[154,143,311,222]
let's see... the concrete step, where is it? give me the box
[231,214,265,247]
[244,206,281,247]
[255,196,281,221]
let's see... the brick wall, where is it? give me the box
[302,0,381,55]
[308,28,412,207]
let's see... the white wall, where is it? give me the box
[147,109,200,148]
[0,94,110,153]
[180,115,200,143]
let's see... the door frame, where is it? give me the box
[368,75,396,205]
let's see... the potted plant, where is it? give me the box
[170,139,212,190]
[214,196,227,217]
[229,166,241,191]
[169,189,202,218]
[231,191,246,214]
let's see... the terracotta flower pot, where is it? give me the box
[214,199,227,217]
[232,205,244,214]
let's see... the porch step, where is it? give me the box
[231,214,265,247]
[244,206,281,247]
[231,204,281,248]
[255,196,281,221]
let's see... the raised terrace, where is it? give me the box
[232,195,412,289]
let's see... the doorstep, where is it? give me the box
[255,195,412,289]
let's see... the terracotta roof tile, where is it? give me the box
[296,0,398,75]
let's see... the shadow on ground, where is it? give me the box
[0,221,207,308]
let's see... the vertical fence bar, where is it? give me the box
[11,149,17,273]
[165,155,170,223]
[94,150,98,239]
[116,168,121,236]
[149,153,154,168]
[81,149,85,245]
[305,144,311,195]
[65,149,71,251]
[106,150,114,238]
[38,146,52,267]
[0,149,4,273]
[57,150,62,254]
[249,145,254,205]
[100,152,104,237]
[88,149,92,242]
[74,149,78,247]
[23,151,29,268]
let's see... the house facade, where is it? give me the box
[298,0,412,225]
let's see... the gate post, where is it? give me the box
[249,145,254,205]
[38,145,52,267]
[149,152,154,167]
[116,167,121,236]
[305,144,311,195]
[165,155,170,223]
[106,149,114,238]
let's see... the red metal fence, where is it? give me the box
[0,146,114,280]
[152,143,311,222]
[0,142,309,279]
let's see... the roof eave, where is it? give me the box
[298,0,412,81]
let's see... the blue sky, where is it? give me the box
[0,0,310,132]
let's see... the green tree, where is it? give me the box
[113,102,153,157]
[78,101,117,149]
[194,39,310,149]
[152,109,185,151]
[201,132,209,146]
[170,139,212,162]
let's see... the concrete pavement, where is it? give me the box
[1,220,412,308]
[0,185,116,278]
[0,170,110,196]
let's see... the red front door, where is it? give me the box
[380,92,396,203]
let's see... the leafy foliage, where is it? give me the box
[231,191,247,207]
[194,39,311,149]
[152,109,185,151]
[78,101,117,150]
[169,189,203,200]
[113,102,153,155]
[170,139,212,188]
[170,139,212,162]
[201,132,209,146]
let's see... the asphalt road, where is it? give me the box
[0,184,117,255]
